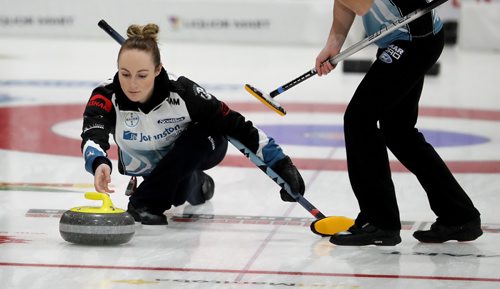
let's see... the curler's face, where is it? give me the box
[118,48,161,103]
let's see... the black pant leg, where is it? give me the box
[344,31,451,230]
[129,124,228,213]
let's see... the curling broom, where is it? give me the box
[245,0,449,115]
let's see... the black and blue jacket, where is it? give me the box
[81,68,284,176]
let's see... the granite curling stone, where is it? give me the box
[59,192,135,245]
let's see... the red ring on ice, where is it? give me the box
[1,102,499,173]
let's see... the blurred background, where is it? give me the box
[1,1,500,288]
[1,0,498,48]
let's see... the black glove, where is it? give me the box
[271,156,305,202]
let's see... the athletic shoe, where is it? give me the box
[127,203,167,225]
[330,223,401,246]
[413,217,482,243]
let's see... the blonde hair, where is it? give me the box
[118,23,161,67]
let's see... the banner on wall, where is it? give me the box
[0,0,498,49]
[0,0,331,45]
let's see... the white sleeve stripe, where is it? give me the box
[82,140,106,158]
[255,129,268,160]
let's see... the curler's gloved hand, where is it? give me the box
[271,156,305,202]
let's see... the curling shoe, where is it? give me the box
[127,203,167,225]
[330,223,401,246]
[413,217,482,243]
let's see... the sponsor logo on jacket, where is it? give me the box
[88,94,112,112]
[379,44,405,64]
[125,112,140,128]
[122,125,182,142]
[123,131,138,140]
[82,123,105,133]
[158,117,185,124]
[167,97,180,105]
[193,85,212,100]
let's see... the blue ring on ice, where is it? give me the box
[259,124,490,147]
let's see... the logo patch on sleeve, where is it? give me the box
[193,85,212,100]
[88,94,113,112]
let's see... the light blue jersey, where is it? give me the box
[362,0,443,48]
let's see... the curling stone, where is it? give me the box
[59,192,135,245]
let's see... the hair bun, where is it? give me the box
[126,24,159,42]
